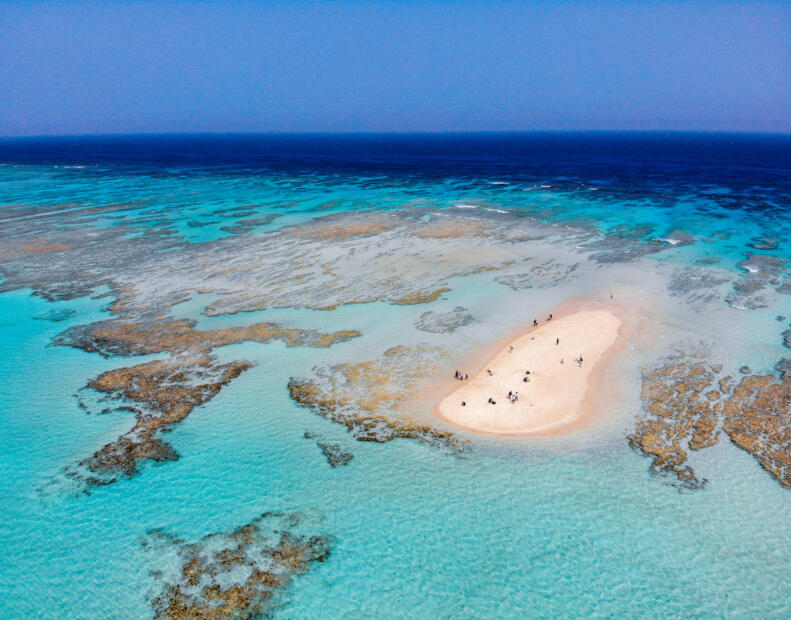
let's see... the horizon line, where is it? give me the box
[2,129,791,141]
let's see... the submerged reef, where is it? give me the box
[142,511,332,619]
[495,259,580,290]
[303,433,355,468]
[54,318,361,357]
[414,306,475,334]
[628,354,723,488]
[726,253,789,309]
[3,204,790,491]
[1,206,787,320]
[582,226,693,264]
[721,375,791,487]
[631,350,791,489]
[34,308,77,322]
[59,318,360,489]
[289,344,467,453]
[73,354,252,485]
[667,268,730,307]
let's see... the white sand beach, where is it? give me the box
[435,309,625,435]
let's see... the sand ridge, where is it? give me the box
[435,309,624,435]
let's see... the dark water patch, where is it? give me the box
[303,433,354,468]
[34,308,77,322]
[725,253,789,309]
[749,237,780,250]
[667,268,729,307]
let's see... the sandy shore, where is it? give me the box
[435,309,626,435]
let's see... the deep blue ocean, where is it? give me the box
[1,133,790,618]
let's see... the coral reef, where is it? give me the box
[631,350,791,489]
[495,259,580,290]
[143,512,332,619]
[55,318,360,357]
[75,354,252,484]
[289,345,466,453]
[721,375,791,487]
[667,268,730,307]
[628,355,723,488]
[303,432,354,467]
[414,306,475,333]
[725,253,789,309]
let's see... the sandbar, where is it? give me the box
[435,309,624,435]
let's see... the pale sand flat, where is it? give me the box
[435,310,623,435]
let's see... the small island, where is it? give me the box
[435,309,625,435]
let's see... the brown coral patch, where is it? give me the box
[79,354,252,481]
[722,374,791,487]
[0,240,73,256]
[288,218,395,240]
[392,288,450,306]
[56,318,360,357]
[628,356,723,488]
[143,512,332,620]
[288,345,466,452]
[632,352,791,490]
[410,218,494,239]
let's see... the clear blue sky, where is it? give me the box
[1,1,789,136]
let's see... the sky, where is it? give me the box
[0,1,789,136]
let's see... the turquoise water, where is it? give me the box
[1,134,790,617]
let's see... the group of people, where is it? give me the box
[457,309,589,410]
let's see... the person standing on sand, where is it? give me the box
[556,338,559,345]
[533,319,538,326]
